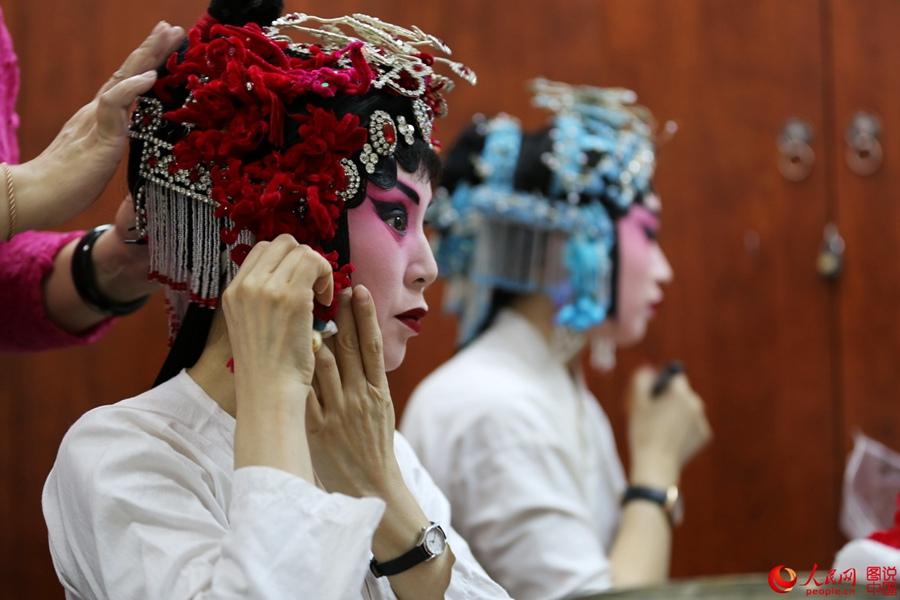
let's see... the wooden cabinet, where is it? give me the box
[831,0,900,455]
[1,0,898,596]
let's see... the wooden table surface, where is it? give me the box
[576,573,868,599]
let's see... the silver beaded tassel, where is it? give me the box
[145,182,193,295]
[143,181,255,335]
[469,220,569,294]
[448,218,572,343]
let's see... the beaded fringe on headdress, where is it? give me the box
[136,181,254,338]
[440,212,610,345]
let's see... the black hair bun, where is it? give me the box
[208,0,284,27]
[440,120,488,194]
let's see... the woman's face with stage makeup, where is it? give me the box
[612,193,673,346]
[347,168,438,372]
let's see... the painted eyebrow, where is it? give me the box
[642,216,661,230]
[394,179,420,205]
[633,205,661,221]
[632,211,662,233]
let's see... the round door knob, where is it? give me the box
[777,118,815,182]
[845,111,883,177]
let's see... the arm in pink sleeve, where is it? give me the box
[0,231,113,353]
[0,13,114,351]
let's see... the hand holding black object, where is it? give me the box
[651,361,685,398]
[627,365,712,488]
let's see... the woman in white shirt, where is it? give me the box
[42,2,508,599]
[402,80,712,599]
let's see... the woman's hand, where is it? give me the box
[41,196,158,333]
[223,235,334,482]
[2,21,184,236]
[89,197,158,303]
[611,367,710,586]
[222,235,335,391]
[307,285,454,598]
[306,285,401,498]
[627,367,712,487]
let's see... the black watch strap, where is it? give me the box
[71,225,149,317]
[369,523,446,578]
[622,485,667,508]
[370,544,432,578]
[622,485,678,526]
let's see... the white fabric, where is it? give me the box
[840,432,900,539]
[834,539,900,573]
[43,370,509,600]
[402,309,627,600]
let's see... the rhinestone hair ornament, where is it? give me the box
[430,79,662,345]
[267,14,476,107]
[127,8,474,337]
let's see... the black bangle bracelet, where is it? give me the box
[70,225,150,317]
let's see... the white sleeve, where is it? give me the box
[43,416,385,600]
[448,425,613,599]
[392,433,512,600]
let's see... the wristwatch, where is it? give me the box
[369,522,447,578]
[622,484,684,527]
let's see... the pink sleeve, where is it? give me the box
[0,231,114,353]
[0,14,114,352]
[0,5,21,165]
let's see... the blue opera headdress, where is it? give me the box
[429,78,660,345]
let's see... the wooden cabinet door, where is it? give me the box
[830,1,900,450]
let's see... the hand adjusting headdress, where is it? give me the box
[128,0,475,337]
[429,78,659,345]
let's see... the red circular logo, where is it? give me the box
[768,565,798,593]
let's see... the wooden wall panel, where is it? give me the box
[830,1,900,449]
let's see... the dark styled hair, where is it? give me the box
[314,91,441,207]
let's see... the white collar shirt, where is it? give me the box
[43,370,510,600]
[401,309,627,599]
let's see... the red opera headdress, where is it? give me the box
[128,0,475,338]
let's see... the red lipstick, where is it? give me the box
[395,308,428,333]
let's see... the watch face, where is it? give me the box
[665,486,685,526]
[423,526,447,556]
[671,498,685,526]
